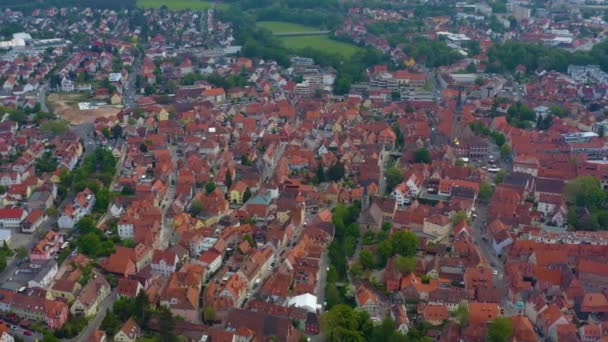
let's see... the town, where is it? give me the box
[1,0,608,341]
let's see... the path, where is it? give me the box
[67,292,117,342]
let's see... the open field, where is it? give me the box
[279,35,363,58]
[47,93,120,125]
[257,21,321,34]
[136,0,227,10]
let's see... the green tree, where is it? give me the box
[205,181,216,194]
[100,309,120,336]
[321,305,367,342]
[77,232,102,257]
[40,120,70,136]
[243,187,252,202]
[188,200,203,216]
[315,165,326,183]
[494,170,507,184]
[487,317,513,342]
[359,250,375,269]
[225,170,233,189]
[565,176,605,209]
[452,210,468,225]
[393,255,416,274]
[413,148,431,163]
[391,231,418,257]
[479,181,494,201]
[159,306,176,342]
[500,144,512,161]
[327,161,345,181]
[454,304,469,327]
[376,239,393,267]
[134,290,150,328]
[203,306,216,324]
[111,124,123,139]
[385,166,404,193]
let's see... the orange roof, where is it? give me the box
[468,302,499,325]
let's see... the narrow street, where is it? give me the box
[67,292,117,342]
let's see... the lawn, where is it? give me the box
[136,0,227,10]
[280,35,362,58]
[257,21,321,34]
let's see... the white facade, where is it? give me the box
[117,222,134,240]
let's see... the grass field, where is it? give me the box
[280,35,362,58]
[257,21,321,34]
[136,0,227,10]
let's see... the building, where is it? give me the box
[0,208,27,228]
[114,318,142,342]
[58,188,95,229]
[70,273,110,317]
[150,250,179,277]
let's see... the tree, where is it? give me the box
[359,250,374,269]
[243,187,252,202]
[100,309,120,336]
[494,170,507,184]
[189,200,203,216]
[77,232,102,257]
[40,120,69,136]
[203,307,216,324]
[376,239,393,267]
[413,148,431,163]
[565,176,605,209]
[321,305,367,342]
[393,255,416,274]
[101,127,111,140]
[487,317,513,342]
[35,152,59,174]
[454,304,469,327]
[452,210,468,225]
[327,161,345,181]
[225,170,233,189]
[500,144,512,161]
[158,306,176,342]
[111,124,123,139]
[391,231,418,257]
[315,165,326,183]
[205,181,216,194]
[385,166,404,193]
[455,159,466,166]
[479,181,494,201]
[134,290,150,328]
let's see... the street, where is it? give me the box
[67,292,117,342]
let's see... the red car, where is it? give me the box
[23,331,32,336]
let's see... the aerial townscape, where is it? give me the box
[2,0,608,341]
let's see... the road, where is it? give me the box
[3,322,42,342]
[67,292,117,342]
[123,55,142,109]
[37,83,50,113]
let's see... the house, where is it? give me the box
[150,250,179,277]
[202,88,226,103]
[358,203,384,231]
[355,284,385,322]
[114,318,142,342]
[390,304,409,335]
[537,305,569,341]
[197,248,223,279]
[116,278,143,298]
[30,231,64,261]
[101,245,151,277]
[421,304,449,325]
[89,330,106,342]
[422,215,452,241]
[58,188,95,229]
[21,209,46,233]
[229,181,248,204]
[390,182,411,206]
[0,208,27,228]
[70,273,110,317]
[50,279,81,302]
[111,93,122,105]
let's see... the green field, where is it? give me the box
[280,35,362,58]
[136,0,227,10]
[257,21,321,34]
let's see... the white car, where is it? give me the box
[492,269,498,275]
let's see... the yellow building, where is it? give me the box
[228,181,248,204]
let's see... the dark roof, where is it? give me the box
[225,309,293,340]
[503,172,533,188]
[451,186,476,200]
[535,177,565,194]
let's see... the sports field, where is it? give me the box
[280,35,362,58]
[136,0,227,10]
[257,21,321,34]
